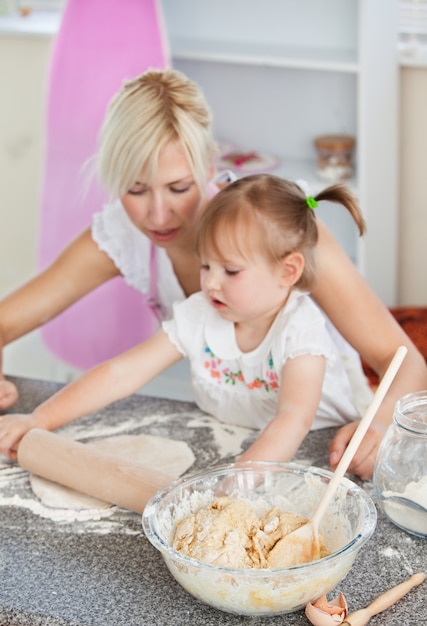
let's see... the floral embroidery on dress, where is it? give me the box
[203,347,279,392]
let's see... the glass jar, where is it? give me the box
[373,391,427,538]
[313,134,355,182]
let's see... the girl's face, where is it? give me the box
[121,142,206,248]
[200,242,291,325]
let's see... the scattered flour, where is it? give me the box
[381,547,401,559]
[187,413,253,457]
[0,411,254,527]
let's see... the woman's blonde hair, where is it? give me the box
[96,68,216,199]
[196,174,366,290]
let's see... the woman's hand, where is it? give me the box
[0,413,40,460]
[0,379,19,411]
[329,421,386,480]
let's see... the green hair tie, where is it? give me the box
[306,196,318,210]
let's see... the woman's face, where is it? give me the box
[121,142,206,249]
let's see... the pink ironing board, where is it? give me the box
[38,0,169,370]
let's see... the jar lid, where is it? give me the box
[314,135,356,151]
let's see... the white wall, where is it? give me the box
[0,34,52,295]
[0,27,425,340]
[398,65,427,305]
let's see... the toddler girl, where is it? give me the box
[0,175,373,464]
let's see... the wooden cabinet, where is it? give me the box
[161,0,399,305]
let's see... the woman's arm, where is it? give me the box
[239,355,326,463]
[312,221,427,478]
[0,329,183,459]
[0,228,120,411]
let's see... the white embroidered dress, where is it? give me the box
[92,199,372,420]
[163,291,362,430]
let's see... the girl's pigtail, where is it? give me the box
[316,183,366,236]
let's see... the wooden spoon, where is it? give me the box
[342,572,425,626]
[269,345,408,567]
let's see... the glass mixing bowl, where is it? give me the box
[142,461,376,616]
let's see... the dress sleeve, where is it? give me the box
[273,294,337,368]
[162,293,208,357]
[91,200,151,294]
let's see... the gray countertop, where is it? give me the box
[0,376,425,626]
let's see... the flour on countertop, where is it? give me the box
[0,411,253,528]
[26,433,195,513]
[0,415,196,528]
[187,413,253,457]
[381,547,401,559]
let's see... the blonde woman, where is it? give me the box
[0,70,425,479]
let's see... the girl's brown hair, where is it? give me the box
[196,174,365,290]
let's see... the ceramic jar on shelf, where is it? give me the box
[313,134,356,182]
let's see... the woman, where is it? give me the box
[0,69,425,479]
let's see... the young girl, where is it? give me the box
[0,175,372,465]
[0,68,425,478]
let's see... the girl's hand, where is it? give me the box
[0,413,39,460]
[329,422,385,480]
[0,379,19,411]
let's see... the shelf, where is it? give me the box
[0,11,61,37]
[244,155,357,195]
[399,46,427,67]
[170,37,359,73]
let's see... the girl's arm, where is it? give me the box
[312,221,427,479]
[0,329,183,459]
[239,355,326,463]
[0,228,120,411]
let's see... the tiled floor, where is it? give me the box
[3,329,193,402]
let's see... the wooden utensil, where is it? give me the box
[342,572,425,626]
[270,345,408,567]
[17,428,177,513]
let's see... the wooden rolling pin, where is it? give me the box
[17,429,176,513]
[342,572,426,626]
